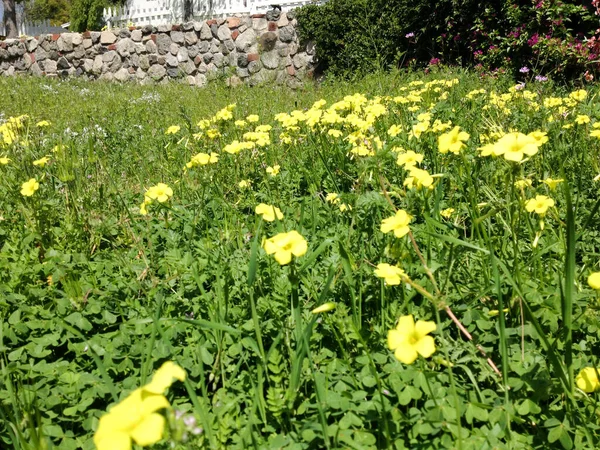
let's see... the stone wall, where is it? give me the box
[0,10,314,87]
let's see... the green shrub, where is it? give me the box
[296,0,600,80]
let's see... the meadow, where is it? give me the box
[1,70,600,449]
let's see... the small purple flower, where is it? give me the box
[519,66,530,73]
[535,75,548,82]
[429,57,441,66]
[405,32,415,38]
[515,82,526,90]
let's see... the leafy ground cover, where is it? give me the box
[2,71,600,449]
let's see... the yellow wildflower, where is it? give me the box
[20,178,40,197]
[238,180,251,188]
[440,208,454,219]
[380,210,412,238]
[396,150,423,169]
[494,132,539,162]
[0,156,10,164]
[575,115,591,125]
[255,203,284,222]
[541,178,564,190]
[374,263,406,285]
[36,120,51,127]
[438,126,469,155]
[404,167,434,190]
[525,195,554,215]
[266,165,280,177]
[263,230,308,265]
[246,114,259,123]
[388,125,402,137]
[514,179,533,189]
[165,125,180,135]
[588,272,600,290]
[33,156,50,167]
[576,367,600,393]
[145,183,173,203]
[387,315,436,364]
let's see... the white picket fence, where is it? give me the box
[103,0,315,29]
[0,19,67,37]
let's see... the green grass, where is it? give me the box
[1,70,600,449]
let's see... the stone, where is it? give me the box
[99,72,114,81]
[200,22,212,40]
[91,32,101,44]
[252,17,267,31]
[170,43,179,55]
[266,9,281,21]
[100,31,117,45]
[187,75,196,85]
[72,34,83,46]
[217,25,231,41]
[210,23,219,38]
[188,45,200,58]
[268,22,277,32]
[134,43,145,54]
[248,60,261,74]
[57,56,70,69]
[210,40,220,53]
[195,41,210,53]
[83,58,94,72]
[148,64,166,80]
[235,29,256,52]
[83,39,93,49]
[73,45,86,59]
[131,30,143,42]
[116,38,134,56]
[203,53,213,64]
[258,32,277,51]
[237,53,249,67]
[139,55,150,70]
[166,67,179,78]
[212,53,225,68]
[237,67,249,78]
[195,73,207,87]
[157,24,171,33]
[114,67,131,81]
[57,34,73,52]
[165,53,179,67]
[142,25,154,34]
[34,47,49,61]
[177,47,189,62]
[183,21,195,31]
[171,31,184,44]
[156,34,171,55]
[184,31,198,45]
[293,53,311,69]
[43,59,57,73]
[261,50,280,69]
[146,40,157,53]
[279,25,295,43]
[287,65,295,76]
[277,13,289,27]
[227,17,241,28]
[181,61,196,75]
[103,50,118,63]
[27,39,38,52]
[30,62,43,76]
[197,62,207,73]
[92,55,103,73]
[223,39,235,53]
[136,68,147,79]
[118,29,131,38]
